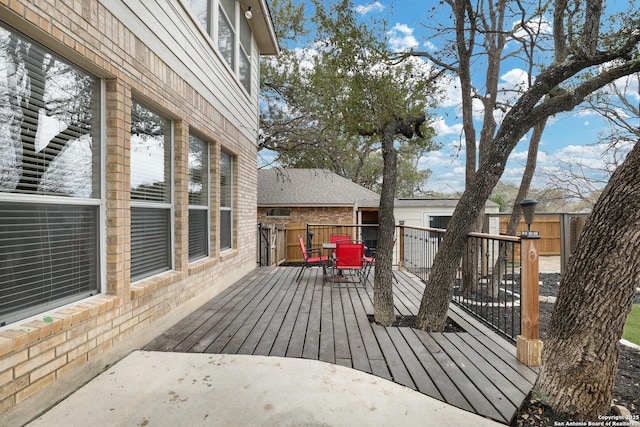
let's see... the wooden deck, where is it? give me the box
[144,266,538,424]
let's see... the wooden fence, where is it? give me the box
[499,214,561,256]
[262,213,589,268]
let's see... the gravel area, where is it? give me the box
[511,269,640,426]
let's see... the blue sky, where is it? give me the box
[269,0,638,195]
[351,0,638,194]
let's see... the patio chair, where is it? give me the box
[296,234,329,282]
[328,233,351,259]
[330,234,351,245]
[333,239,366,286]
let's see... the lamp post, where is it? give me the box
[520,199,538,236]
[517,198,542,366]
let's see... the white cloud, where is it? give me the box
[387,23,419,52]
[355,1,385,15]
[419,150,462,168]
[511,15,552,40]
[423,40,437,51]
[437,74,463,108]
[430,117,463,137]
[551,144,610,170]
[500,167,526,185]
[500,68,529,89]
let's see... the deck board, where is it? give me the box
[144,266,538,424]
[400,328,473,412]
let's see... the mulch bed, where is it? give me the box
[367,314,465,332]
[510,274,640,426]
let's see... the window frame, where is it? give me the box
[188,133,211,262]
[219,150,234,251]
[0,22,104,325]
[129,100,174,282]
[184,0,253,95]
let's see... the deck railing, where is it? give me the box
[399,225,522,341]
[304,223,541,365]
[399,224,541,365]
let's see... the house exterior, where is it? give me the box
[0,1,277,423]
[257,168,381,226]
[258,169,500,232]
[257,169,501,263]
[394,198,501,234]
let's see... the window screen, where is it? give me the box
[218,0,236,69]
[0,203,99,325]
[239,14,251,93]
[130,207,171,279]
[185,0,209,32]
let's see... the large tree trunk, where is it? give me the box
[371,115,426,326]
[535,139,640,420]
[415,48,640,332]
[373,122,399,326]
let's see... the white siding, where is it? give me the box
[105,0,259,142]
[394,203,500,234]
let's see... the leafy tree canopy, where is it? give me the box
[259,0,442,195]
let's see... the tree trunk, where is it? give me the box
[373,122,398,326]
[415,0,640,332]
[489,119,545,297]
[535,139,640,420]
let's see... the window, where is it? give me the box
[188,134,209,261]
[430,216,451,229]
[184,0,253,93]
[218,0,236,70]
[266,208,290,217]
[220,151,233,250]
[0,23,101,325]
[130,101,172,281]
[185,0,209,32]
[238,13,251,92]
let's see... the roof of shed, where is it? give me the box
[257,169,498,209]
[257,169,380,207]
[395,198,499,208]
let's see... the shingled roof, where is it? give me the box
[257,168,380,207]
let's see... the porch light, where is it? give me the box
[245,6,253,19]
[520,199,538,236]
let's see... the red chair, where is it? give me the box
[334,240,365,286]
[296,235,329,282]
[328,233,351,261]
[330,234,351,245]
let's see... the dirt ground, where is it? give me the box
[510,266,640,426]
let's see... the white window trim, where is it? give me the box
[188,135,211,261]
[129,114,175,283]
[220,150,233,251]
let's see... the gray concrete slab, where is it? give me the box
[27,351,504,427]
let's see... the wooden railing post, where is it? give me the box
[517,233,543,366]
[398,224,405,271]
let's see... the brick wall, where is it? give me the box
[0,1,258,422]
[258,206,355,227]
